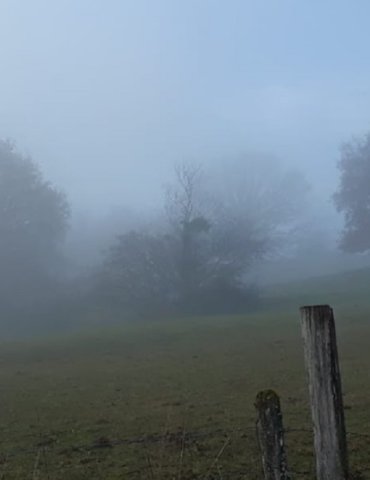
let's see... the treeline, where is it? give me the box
[0,133,368,330]
[95,161,308,315]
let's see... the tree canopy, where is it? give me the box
[333,133,370,252]
[0,140,70,313]
[98,156,309,314]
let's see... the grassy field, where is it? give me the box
[2,268,370,479]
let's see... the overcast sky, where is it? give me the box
[1,0,370,215]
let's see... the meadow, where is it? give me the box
[1,268,370,479]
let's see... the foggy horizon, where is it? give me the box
[1,1,370,217]
[2,4,370,477]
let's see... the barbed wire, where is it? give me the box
[0,426,246,459]
[0,424,369,462]
[115,467,312,479]
[3,427,368,479]
[285,426,370,439]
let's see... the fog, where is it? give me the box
[2,1,370,209]
[1,0,370,332]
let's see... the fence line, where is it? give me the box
[300,305,348,480]
[255,390,289,480]
[0,426,246,459]
[0,424,369,460]
[2,303,369,479]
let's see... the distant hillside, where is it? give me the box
[254,251,370,285]
[262,267,370,311]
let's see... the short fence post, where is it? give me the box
[300,305,348,480]
[255,390,289,480]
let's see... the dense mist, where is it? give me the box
[1,0,370,334]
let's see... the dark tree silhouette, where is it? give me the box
[0,139,70,313]
[333,133,370,252]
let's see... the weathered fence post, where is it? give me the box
[300,305,348,480]
[255,390,290,480]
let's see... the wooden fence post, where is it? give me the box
[300,305,348,480]
[255,390,289,480]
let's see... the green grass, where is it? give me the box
[2,268,370,478]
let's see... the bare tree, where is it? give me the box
[164,163,211,298]
[97,156,309,315]
[206,155,310,258]
[164,162,204,229]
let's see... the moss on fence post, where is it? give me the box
[255,390,290,480]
